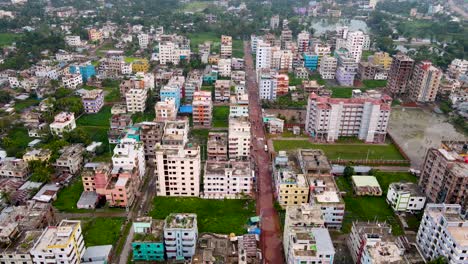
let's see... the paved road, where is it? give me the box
[244,41,284,264]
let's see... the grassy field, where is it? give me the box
[233,39,244,58]
[363,80,387,88]
[188,32,220,53]
[150,197,255,234]
[0,33,21,47]
[373,171,418,194]
[82,217,126,247]
[212,106,229,128]
[76,105,112,127]
[273,140,405,160]
[124,57,140,63]
[180,1,212,12]
[53,178,86,213]
[14,98,41,112]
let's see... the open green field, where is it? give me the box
[76,105,112,127]
[363,80,387,88]
[273,140,406,160]
[233,39,244,58]
[180,1,212,12]
[124,57,139,63]
[373,171,417,194]
[150,197,255,234]
[0,33,21,47]
[14,98,41,112]
[212,105,229,128]
[187,32,220,53]
[329,87,356,98]
[82,217,126,247]
[53,178,85,213]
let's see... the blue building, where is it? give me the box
[303,53,319,71]
[70,64,96,82]
[160,86,181,110]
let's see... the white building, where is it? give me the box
[125,87,148,113]
[256,40,272,70]
[271,48,293,72]
[50,112,76,137]
[229,93,249,118]
[305,92,392,143]
[138,33,149,49]
[203,161,252,198]
[65,35,82,46]
[386,182,426,212]
[159,41,178,65]
[361,241,405,264]
[112,137,146,178]
[313,43,331,60]
[448,59,468,79]
[417,204,468,264]
[285,228,335,264]
[319,55,337,80]
[258,70,277,100]
[164,214,198,260]
[155,98,177,122]
[218,58,232,77]
[30,220,85,264]
[220,35,232,58]
[345,31,367,63]
[297,31,310,53]
[228,117,250,160]
[62,73,83,89]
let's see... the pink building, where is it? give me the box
[192,91,212,127]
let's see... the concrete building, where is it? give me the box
[319,55,338,80]
[228,117,251,160]
[62,73,83,89]
[297,31,310,53]
[361,241,405,264]
[274,168,309,208]
[54,144,84,175]
[112,138,146,178]
[158,35,191,65]
[229,93,249,118]
[132,59,150,73]
[386,182,426,212]
[305,92,392,143]
[214,80,231,103]
[82,89,104,113]
[271,48,293,72]
[50,112,76,137]
[345,31,366,63]
[23,148,52,162]
[447,59,468,80]
[335,48,358,86]
[88,28,102,42]
[255,40,272,70]
[185,70,203,102]
[207,132,228,161]
[258,69,277,100]
[408,61,442,103]
[192,91,212,127]
[285,228,335,264]
[419,142,468,209]
[313,43,331,61]
[351,175,382,196]
[270,15,280,29]
[65,35,82,46]
[138,122,164,163]
[30,220,85,264]
[371,52,393,70]
[164,214,198,260]
[386,54,414,95]
[416,204,468,263]
[155,98,177,122]
[218,58,232,77]
[69,64,96,82]
[220,35,232,58]
[203,161,252,198]
[125,86,148,113]
[303,52,319,71]
[132,218,165,261]
[0,159,29,180]
[280,28,293,49]
[138,33,149,49]
[160,85,181,110]
[308,175,345,229]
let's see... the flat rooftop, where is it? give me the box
[389,182,423,196]
[165,213,196,229]
[352,175,380,188]
[298,149,331,174]
[205,161,250,177]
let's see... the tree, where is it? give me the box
[427,257,448,264]
[0,91,12,104]
[343,165,355,178]
[64,127,91,145]
[28,160,53,183]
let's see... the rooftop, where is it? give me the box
[285,204,324,227]
[352,175,381,188]
[33,220,81,252]
[366,242,403,264]
[389,182,423,196]
[165,213,197,229]
[82,89,103,100]
[205,161,250,177]
[291,228,334,257]
[298,149,331,174]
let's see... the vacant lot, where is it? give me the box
[0,33,21,47]
[82,217,125,247]
[273,140,405,160]
[53,178,85,213]
[14,98,41,112]
[213,106,230,128]
[76,105,112,127]
[187,32,219,52]
[150,197,255,234]
[373,171,417,194]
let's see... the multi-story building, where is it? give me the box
[218,58,231,77]
[280,28,293,49]
[258,69,277,100]
[112,137,146,178]
[126,86,148,113]
[88,28,102,42]
[138,122,164,162]
[132,59,150,73]
[256,40,272,70]
[192,91,212,127]
[30,220,85,264]
[285,227,335,264]
[62,73,83,89]
[155,98,177,122]
[69,64,96,82]
[138,33,149,49]
[418,142,468,208]
[270,15,279,29]
[297,31,310,53]
[361,240,405,264]
[319,55,338,80]
[185,70,203,102]
[416,204,468,263]
[158,35,191,65]
[207,132,228,161]
[228,117,251,160]
[303,52,319,71]
[203,161,252,198]
[335,48,358,86]
[164,214,197,260]
[220,35,232,58]
[54,144,84,175]
[23,148,52,162]
[386,182,426,212]
[357,62,388,81]
[274,168,309,208]
[447,58,468,80]
[305,92,392,143]
[65,35,82,46]
[160,85,181,110]
[276,74,289,95]
[214,80,231,103]
[0,159,29,179]
[82,89,104,113]
[386,54,414,95]
[371,52,393,70]
[408,61,442,102]
[229,93,249,118]
[345,31,366,63]
[132,218,165,261]
[50,112,76,137]
[313,43,331,61]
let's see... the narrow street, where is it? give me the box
[244,41,284,264]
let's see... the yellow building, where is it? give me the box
[208,55,220,65]
[371,52,393,70]
[275,168,309,208]
[23,148,52,162]
[132,59,150,73]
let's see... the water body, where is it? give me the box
[309,19,369,36]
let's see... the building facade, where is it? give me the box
[408,61,442,102]
[164,214,198,260]
[386,54,414,95]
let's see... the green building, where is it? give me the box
[132,241,165,261]
[132,217,165,261]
